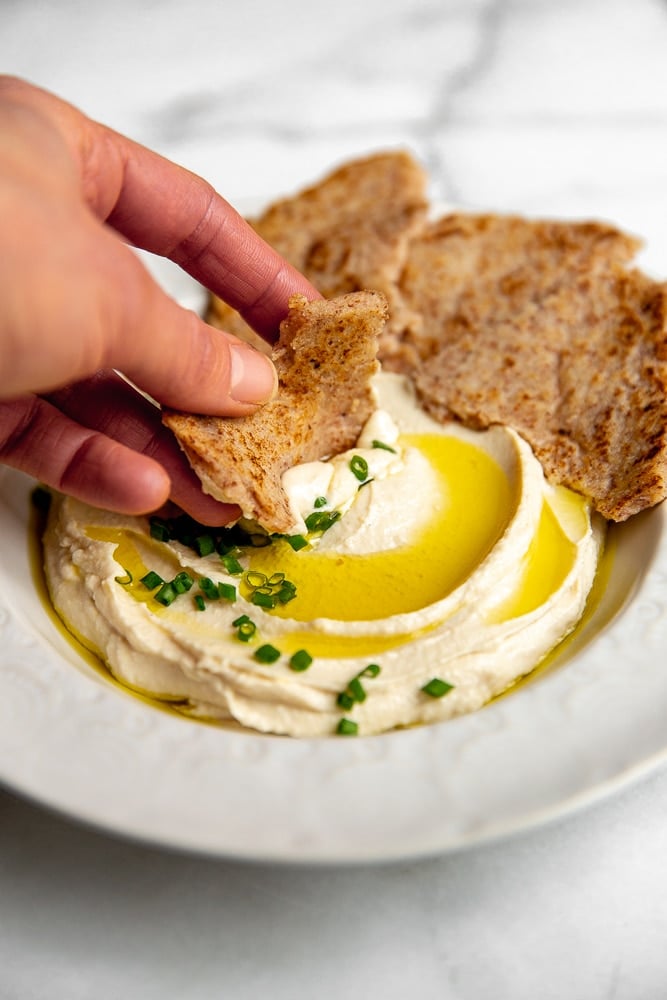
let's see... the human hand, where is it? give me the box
[0,76,319,524]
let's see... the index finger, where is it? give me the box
[1,77,320,340]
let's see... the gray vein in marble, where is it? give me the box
[415,0,506,202]
[139,2,490,148]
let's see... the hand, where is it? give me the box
[0,76,319,524]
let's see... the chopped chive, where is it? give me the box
[289,649,313,672]
[149,518,171,542]
[232,614,256,641]
[232,614,252,627]
[313,496,328,508]
[114,569,133,587]
[251,590,276,609]
[194,594,206,612]
[221,553,244,575]
[217,582,237,601]
[282,533,308,551]
[198,577,220,600]
[371,439,397,453]
[194,534,215,557]
[421,677,454,699]
[305,510,341,533]
[336,718,358,736]
[140,570,164,590]
[348,677,366,703]
[276,581,297,604]
[336,691,355,711]
[154,582,178,607]
[267,572,285,587]
[349,454,369,482]
[245,570,268,589]
[336,663,381,711]
[254,643,281,664]
[172,571,194,594]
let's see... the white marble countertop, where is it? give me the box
[3,0,667,996]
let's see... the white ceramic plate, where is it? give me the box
[2,253,667,865]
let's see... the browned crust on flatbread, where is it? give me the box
[185,151,667,522]
[163,291,386,533]
[399,214,667,520]
[207,150,428,351]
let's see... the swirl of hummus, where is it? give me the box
[42,374,605,737]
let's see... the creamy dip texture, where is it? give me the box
[42,374,605,737]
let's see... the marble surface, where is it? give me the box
[3,0,667,996]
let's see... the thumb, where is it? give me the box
[93,225,279,416]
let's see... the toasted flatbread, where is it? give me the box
[193,151,667,522]
[164,291,386,533]
[207,150,427,353]
[399,214,667,521]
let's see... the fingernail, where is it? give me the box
[229,343,277,405]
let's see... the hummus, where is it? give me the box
[42,374,605,737]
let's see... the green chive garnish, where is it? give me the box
[194,594,206,612]
[251,590,276,609]
[194,534,215,557]
[289,649,313,672]
[216,541,240,557]
[283,534,308,551]
[199,577,220,600]
[276,581,297,604]
[244,570,297,608]
[154,582,178,607]
[336,718,358,736]
[221,552,244,575]
[233,614,256,641]
[371,440,397,453]
[314,496,328,508]
[336,691,355,711]
[140,570,164,590]
[232,614,252,626]
[218,582,237,601]
[337,663,381,710]
[305,510,341,533]
[348,677,366,703]
[172,571,194,594]
[349,455,369,482]
[149,518,171,542]
[114,569,133,587]
[421,678,454,698]
[254,644,281,664]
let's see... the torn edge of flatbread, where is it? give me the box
[399,214,667,521]
[163,290,387,534]
[206,150,428,354]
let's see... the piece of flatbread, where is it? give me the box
[163,291,386,533]
[207,150,428,357]
[398,213,667,521]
